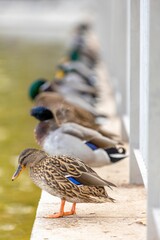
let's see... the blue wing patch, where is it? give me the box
[67,176,82,185]
[85,141,98,150]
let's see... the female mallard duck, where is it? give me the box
[12,148,115,218]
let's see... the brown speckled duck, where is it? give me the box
[12,148,115,218]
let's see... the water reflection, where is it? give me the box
[0,36,64,239]
[0,224,16,231]
[5,204,34,215]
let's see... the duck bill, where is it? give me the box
[54,70,65,80]
[12,165,24,181]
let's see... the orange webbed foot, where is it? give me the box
[44,210,76,218]
[63,210,76,216]
[44,201,76,218]
[63,203,76,216]
[44,212,64,218]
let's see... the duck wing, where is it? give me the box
[61,122,118,148]
[50,155,116,189]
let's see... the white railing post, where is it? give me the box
[147,0,160,239]
[97,0,128,116]
[129,0,143,184]
[139,0,149,168]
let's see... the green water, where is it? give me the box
[0,36,64,240]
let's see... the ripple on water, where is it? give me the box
[0,186,4,193]
[0,71,11,92]
[0,224,16,231]
[0,127,9,141]
[5,204,34,215]
[9,155,19,167]
[0,33,63,239]
[0,168,3,177]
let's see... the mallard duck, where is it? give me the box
[29,60,99,100]
[30,98,120,141]
[68,38,98,68]
[12,148,115,218]
[54,74,97,98]
[29,78,100,116]
[33,120,127,167]
[33,92,98,127]
[67,23,100,68]
[54,61,97,88]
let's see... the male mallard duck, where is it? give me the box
[30,98,120,141]
[12,148,115,218]
[32,120,127,167]
[53,72,100,114]
[28,77,99,115]
[32,92,98,128]
[28,78,51,100]
[67,23,100,68]
[55,61,97,88]
[68,38,98,68]
[29,60,98,101]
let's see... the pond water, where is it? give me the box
[0,36,64,239]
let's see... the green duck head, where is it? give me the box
[28,79,47,100]
[69,48,81,61]
[69,36,84,61]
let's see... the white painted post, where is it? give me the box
[129,0,143,184]
[109,0,128,115]
[139,0,149,167]
[93,0,111,65]
[147,0,160,238]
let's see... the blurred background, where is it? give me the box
[0,1,159,239]
[0,1,101,239]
